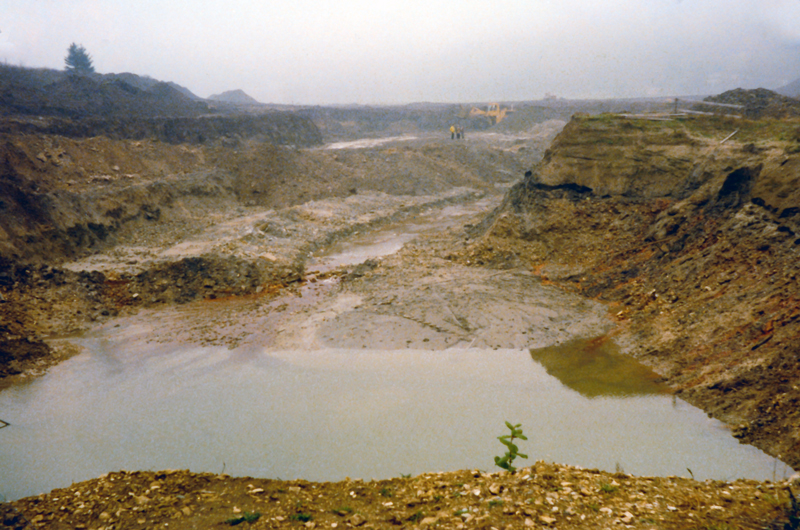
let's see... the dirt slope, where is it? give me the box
[462,113,800,469]
[0,131,532,382]
[0,65,208,119]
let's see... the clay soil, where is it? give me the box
[2,103,800,529]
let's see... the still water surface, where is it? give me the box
[0,337,789,501]
[1,196,793,500]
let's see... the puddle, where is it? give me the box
[307,197,498,274]
[324,135,420,150]
[0,342,791,501]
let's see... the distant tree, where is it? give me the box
[64,43,95,74]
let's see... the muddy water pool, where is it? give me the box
[1,195,793,501]
[1,339,790,501]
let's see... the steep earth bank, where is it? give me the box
[0,112,323,147]
[462,113,800,469]
[0,128,535,383]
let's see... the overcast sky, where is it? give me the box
[2,1,800,104]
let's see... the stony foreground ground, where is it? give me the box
[4,463,799,529]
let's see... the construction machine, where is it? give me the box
[469,102,514,125]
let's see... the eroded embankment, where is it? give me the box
[0,130,532,382]
[462,114,800,468]
[0,112,324,147]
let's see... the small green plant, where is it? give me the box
[494,421,528,472]
[333,506,353,516]
[600,482,618,494]
[379,487,393,498]
[407,511,425,522]
[290,513,313,522]
[488,499,504,507]
[225,512,261,525]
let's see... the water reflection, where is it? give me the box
[529,337,670,398]
[1,345,789,502]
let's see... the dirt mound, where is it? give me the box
[6,465,798,530]
[701,88,800,119]
[0,65,323,148]
[462,113,800,469]
[0,66,209,119]
[776,76,800,98]
[209,89,261,105]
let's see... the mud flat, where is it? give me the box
[0,129,533,381]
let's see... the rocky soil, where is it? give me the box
[3,463,798,530]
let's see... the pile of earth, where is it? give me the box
[455,113,800,469]
[699,88,800,119]
[0,65,322,146]
[776,77,800,99]
[209,89,262,105]
[4,464,798,530]
[0,65,208,119]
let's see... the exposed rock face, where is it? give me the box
[469,113,800,468]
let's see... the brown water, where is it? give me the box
[0,195,794,502]
[0,338,791,501]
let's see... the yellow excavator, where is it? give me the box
[469,102,514,125]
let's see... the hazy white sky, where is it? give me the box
[2,0,800,104]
